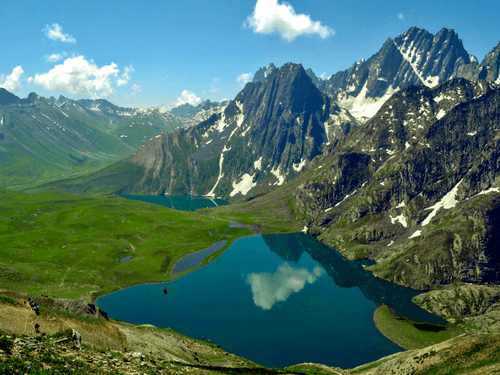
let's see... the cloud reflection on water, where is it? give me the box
[246,263,325,310]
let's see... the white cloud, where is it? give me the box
[237,72,253,88]
[117,65,134,86]
[398,13,404,19]
[245,0,334,42]
[320,72,327,79]
[246,263,324,310]
[176,90,203,106]
[161,90,203,111]
[0,66,24,91]
[209,86,221,93]
[33,56,120,97]
[47,53,63,62]
[43,24,76,43]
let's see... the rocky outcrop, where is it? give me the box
[413,285,500,333]
[292,79,500,289]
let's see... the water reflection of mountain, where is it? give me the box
[263,234,304,263]
[293,233,445,324]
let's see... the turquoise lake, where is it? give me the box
[120,194,228,211]
[98,230,444,369]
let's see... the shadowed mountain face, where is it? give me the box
[291,78,500,289]
[55,63,358,199]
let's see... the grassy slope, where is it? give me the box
[373,305,463,350]
[0,189,252,300]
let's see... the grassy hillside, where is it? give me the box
[0,189,252,300]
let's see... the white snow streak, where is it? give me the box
[409,230,421,238]
[421,179,463,226]
[473,187,499,197]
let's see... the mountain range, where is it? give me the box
[0,91,218,187]
[43,26,500,202]
[261,27,500,121]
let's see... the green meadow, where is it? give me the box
[373,305,463,350]
[0,189,252,300]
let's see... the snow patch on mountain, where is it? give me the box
[254,157,263,170]
[422,179,463,226]
[230,173,257,197]
[293,158,306,172]
[270,166,285,185]
[338,83,399,119]
[390,213,408,228]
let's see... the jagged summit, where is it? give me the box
[297,26,500,121]
[252,61,277,83]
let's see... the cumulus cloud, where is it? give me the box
[161,90,203,111]
[43,23,76,43]
[398,13,404,19]
[244,0,334,42]
[246,263,324,310]
[33,56,120,97]
[0,66,24,91]
[176,90,203,106]
[117,65,134,86]
[237,72,253,88]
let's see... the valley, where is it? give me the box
[2,23,500,374]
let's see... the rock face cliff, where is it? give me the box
[66,63,357,199]
[292,78,500,289]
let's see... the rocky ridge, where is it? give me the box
[299,27,500,121]
[291,78,500,289]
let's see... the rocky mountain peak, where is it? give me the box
[479,41,500,82]
[252,61,277,83]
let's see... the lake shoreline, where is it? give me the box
[94,232,258,305]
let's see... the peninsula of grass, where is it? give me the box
[0,189,253,301]
[373,305,463,350]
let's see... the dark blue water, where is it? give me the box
[120,194,228,211]
[97,233,444,369]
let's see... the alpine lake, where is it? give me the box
[97,195,444,369]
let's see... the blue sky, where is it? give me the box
[1,0,499,108]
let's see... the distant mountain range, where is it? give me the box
[0,91,188,187]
